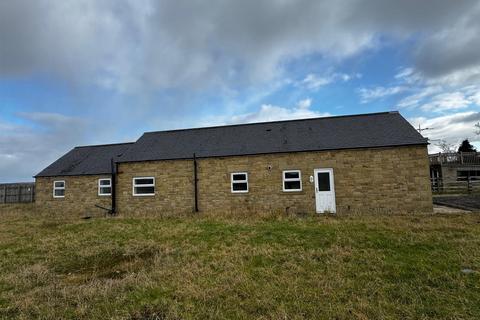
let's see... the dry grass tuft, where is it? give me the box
[0,209,479,319]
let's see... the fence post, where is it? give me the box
[2,186,5,204]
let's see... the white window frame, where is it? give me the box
[132,177,155,196]
[282,170,302,192]
[53,180,65,198]
[231,172,249,193]
[98,178,112,196]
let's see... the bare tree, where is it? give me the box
[435,139,455,153]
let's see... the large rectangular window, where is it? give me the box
[98,178,112,196]
[283,170,302,192]
[231,172,248,193]
[53,180,65,198]
[133,177,155,196]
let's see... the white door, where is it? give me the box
[314,168,336,213]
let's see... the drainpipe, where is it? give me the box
[193,153,199,212]
[111,157,117,215]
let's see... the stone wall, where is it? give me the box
[116,160,195,215]
[115,145,432,215]
[35,175,112,216]
[35,145,432,216]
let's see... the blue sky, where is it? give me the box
[1,0,480,182]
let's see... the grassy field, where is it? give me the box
[0,211,480,319]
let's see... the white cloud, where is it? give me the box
[199,98,329,126]
[302,72,360,91]
[230,99,329,124]
[409,111,480,153]
[297,98,312,109]
[420,92,472,112]
[392,65,480,113]
[396,86,441,109]
[358,86,406,103]
[395,82,479,112]
[0,113,87,182]
[468,90,480,105]
[302,74,333,90]
[2,1,478,93]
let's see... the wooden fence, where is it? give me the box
[429,152,480,166]
[0,183,35,203]
[431,178,480,194]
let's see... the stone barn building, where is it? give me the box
[35,111,433,216]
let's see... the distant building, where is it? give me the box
[429,152,480,183]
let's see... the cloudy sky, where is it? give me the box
[1,0,480,182]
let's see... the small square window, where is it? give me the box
[283,170,302,192]
[98,178,112,196]
[133,177,155,196]
[231,172,248,193]
[53,180,65,198]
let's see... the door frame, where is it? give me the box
[313,168,336,213]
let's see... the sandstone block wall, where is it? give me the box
[115,145,432,215]
[116,160,195,215]
[35,145,432,215]
[35,175,112,216]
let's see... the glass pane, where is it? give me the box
[232,174,247,181]
[135,186,155,194]
[284,181,301,190]
[233,182,248,191]
[100,187,111,194]
[54,181,64,188]
[54,189,65,197]
[100,179,111,186]
[284,171,299,179]
[135,178,153,185]
[317,172,331,191]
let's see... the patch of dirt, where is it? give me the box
[434,205,469,214]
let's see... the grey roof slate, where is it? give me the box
[35,112,427,177]
[117,111,427,163]
[35,143,133,177]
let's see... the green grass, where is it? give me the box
[0,212,480,319]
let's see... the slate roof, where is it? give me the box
[35,111,428,177]
[118,111,427,163]
[35,143,133,177]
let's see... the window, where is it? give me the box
[133,177,155,196]
[53,180,65,198]
[98,178,112,196]
[231,172,248,193]
[317,172,331,191]
[283,170,302,192]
